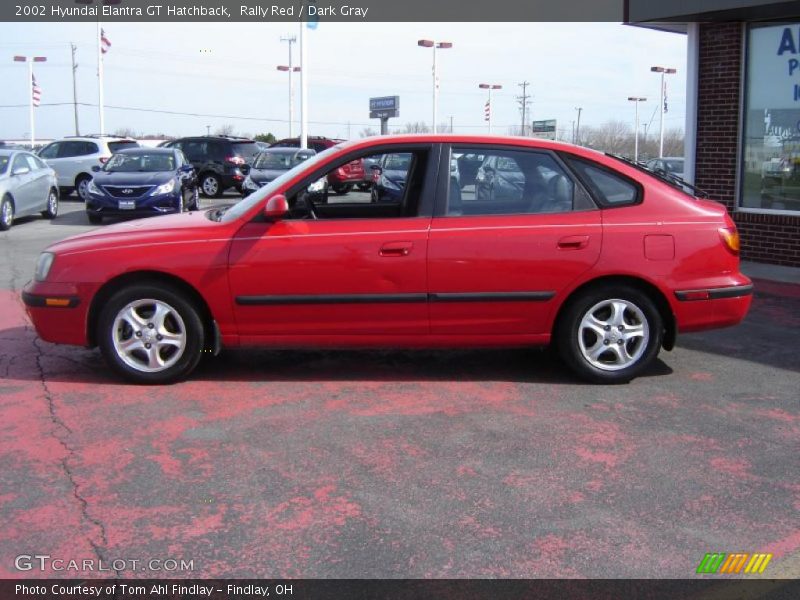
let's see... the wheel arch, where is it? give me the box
[87,270,217,351]
[74,172,92,188]
[553,274,677,351]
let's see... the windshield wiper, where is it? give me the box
[606,153,710,199]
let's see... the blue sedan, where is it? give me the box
[84,148,198,224]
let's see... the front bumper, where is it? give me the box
[86,191,182,217]
[22,280,97,346]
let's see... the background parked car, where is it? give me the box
[0,148,58,230]
[370,152,412,203]
[84,147,198,224]
[645,157,684,180]
[37,135,139,201]
[241,148,315,197]
[161,135,260,198]
[271,136,364,194]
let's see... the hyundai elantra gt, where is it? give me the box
[22,135,753,384]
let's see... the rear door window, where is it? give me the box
[39,143,60,159]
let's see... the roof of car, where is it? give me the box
[115,147,175,155]
[260,147,315,155]
[0,148,18,156]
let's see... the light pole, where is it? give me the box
[574,107,583,145]
[651,66,677,158]
[628,96,646,162]
[479,83,502,134]
[418,39,452,133]
[13,55,47,149]
[278,35,299,138]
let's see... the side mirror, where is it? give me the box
[180,164,194,173]
[264,194,289,220]
[91,165,101,173]
[12,166,30,176]
[241,164,251,175]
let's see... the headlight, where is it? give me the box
[243,176,259,190]
[87,179,100,194]
[153,180,176,195]
[34,252,55,282]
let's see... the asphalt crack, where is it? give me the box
[31,335,122,577]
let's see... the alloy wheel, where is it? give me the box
[577,298,649,371]
[111,299,187,374]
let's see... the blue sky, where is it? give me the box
[0,21,687,140]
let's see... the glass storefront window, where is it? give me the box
[741,23,800,213]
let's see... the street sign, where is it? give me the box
[369,96,399,119]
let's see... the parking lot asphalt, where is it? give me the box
[0,200,798,579]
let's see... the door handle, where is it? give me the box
[380,242,413,257]
[557,235,590,250]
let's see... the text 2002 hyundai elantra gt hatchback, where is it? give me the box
[23,136,753,384]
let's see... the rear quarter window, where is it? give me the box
[565,156,641,207]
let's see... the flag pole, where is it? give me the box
[97,22,105,135]
[299,21,308,150]
[28,60,34,148]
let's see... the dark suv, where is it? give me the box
[162,136,260,197]
[271,136,364,194]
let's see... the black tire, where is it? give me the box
[200,173,223,198]
[557,284,663,384]
[87,212,103,225]
[41,188,59,219]
[0,196,13,231]
[356,182,371,191]
[97,283,205,384]
[332,183,352,195]
[75,175,92,202]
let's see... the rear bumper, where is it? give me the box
[673,282,754,333]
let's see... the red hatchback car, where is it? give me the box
[23,136,753,384]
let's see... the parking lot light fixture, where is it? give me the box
[479,84,502,134]
[651,66,677,158]
[418,39,453,134]
[628,96,646,162]
[13,55,47,149]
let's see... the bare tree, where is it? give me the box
[401,122,430,134]
[214,124,235,136]
[581,120,632,155]
[359,127,378,138]
[114,127,138,138]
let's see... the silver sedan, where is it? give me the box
[0,148,59,230]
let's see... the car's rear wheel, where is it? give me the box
[557,285,663,384]
[0,196,14,230]
[356,182,371,191]
[200,173,222,198]
[41,188,58,219]
[332,183,352,195]
[75,175,92,202]
[98,284,204,384]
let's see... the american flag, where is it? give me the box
[484,100,491,122]
[31,73,41,107]
[101,29,112,54]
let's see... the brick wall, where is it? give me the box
[695,22,800,267]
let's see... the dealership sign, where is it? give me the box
[531,119,557,140]
[369,96,400,119]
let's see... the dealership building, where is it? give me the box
[629,1,800,267]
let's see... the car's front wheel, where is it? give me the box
[97,284,205,384]
[0,196,14,230]
[557,285,663,384]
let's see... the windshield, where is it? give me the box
[254,152,295,170]
[665,160,684,172]
[219,145,340,223]
[384,154,412,170]
[606,153,707,199]
[104,153,175,172]
[108,140,139,153]
[0,156,8,175]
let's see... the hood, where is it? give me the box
[46,210,227,256]
[93,170,174,187]
[250,168,287,184]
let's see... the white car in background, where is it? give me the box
[0,148,59,230]
[37,135,139,201]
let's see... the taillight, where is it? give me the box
[99,157,110,164]
[336,167,347,177]
[719,227,740,255]
[226,156,246,166]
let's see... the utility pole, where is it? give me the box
[574,107,583,145]
[278,34,298,138]
[651,66,677,158]
[628,96,646,162]
[449,115,454,133]
[70,43,80,135]
[517,81,530,136]
[571,120,575,144]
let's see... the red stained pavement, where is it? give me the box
[0,282,798,578]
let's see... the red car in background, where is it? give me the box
[270,136,365,194]
[23,135,752,384]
